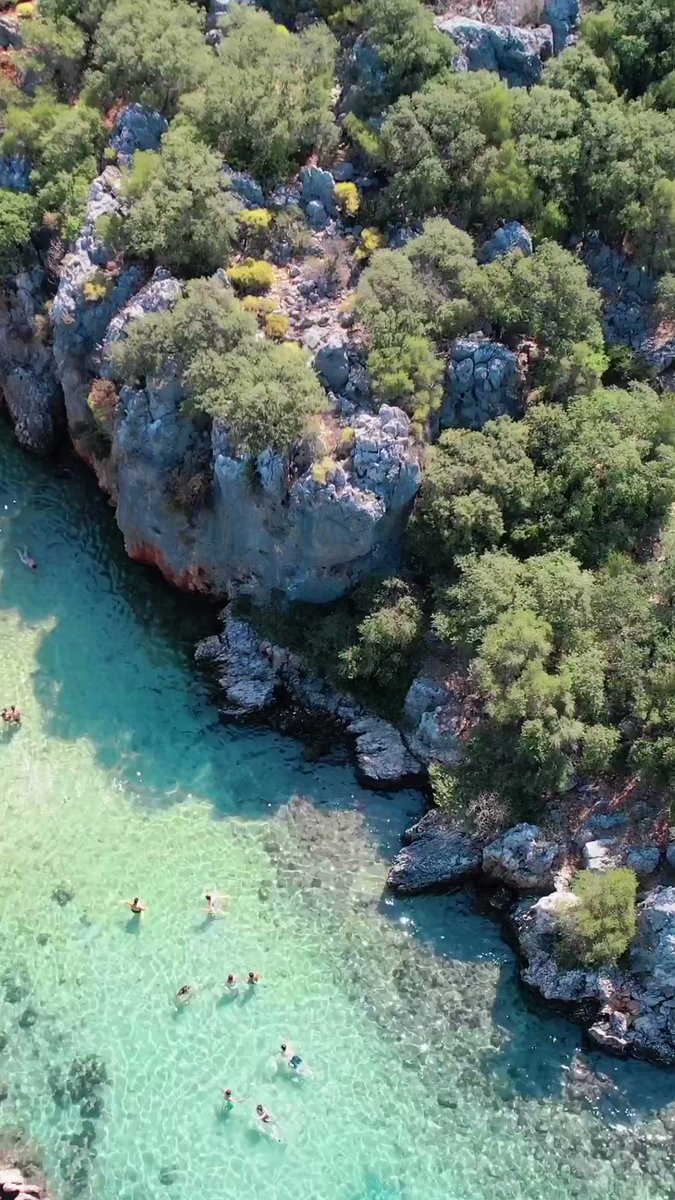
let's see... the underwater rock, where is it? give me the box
[51,885,75,907]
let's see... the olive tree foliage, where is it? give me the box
[89,0,212,115]
[181,5,337,183]
[112,280,327,456]
[0,190,38,277]
[107,123,240,277]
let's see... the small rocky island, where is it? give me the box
[3,0,675,1070]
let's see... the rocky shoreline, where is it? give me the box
[194,606,675,1068]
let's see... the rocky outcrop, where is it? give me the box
[109,104,167,166]
[387,809,482,893]
[510,884,675,1065]
[52,167,145,432]
[442,336,523,429]
[483,823,562,891]
[478,221,532,264]
[403,672,464,766]
[196,608,423,788]
[436,14,553,86]
[300,166,336,232]
[584,235,675,373]
[0,269,63,454]
[0,1159,50,1200]
[0,155,30,192]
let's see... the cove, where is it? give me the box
[2,424,675,1200]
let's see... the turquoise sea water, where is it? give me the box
[2,425,675,1200]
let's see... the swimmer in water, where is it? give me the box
[222,1088,244,1111]
[175,984,196,1005]
[123,897,147,915]
[280,1043,311,1077]
[247,971,261,987]
[255,1104,276,1126]
[224,973,239,992]
[1,705,21,725]
[17,548,37,570]
[204,891,228,916]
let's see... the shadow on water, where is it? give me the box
[380,884,675,1121]
[5,428,675,1135]
[0,428,421,848]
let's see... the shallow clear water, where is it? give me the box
[2,426,675,1200]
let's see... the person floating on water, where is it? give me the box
[123,896,147,915]
[175,984,196,1005]
[222,1088,244,1112]
[280,1042,311,1077]
[255,1103,281,1138]
[17,548,37,570]
[224,973,239,993]
[247,971,262,987]
[1,704,21,725]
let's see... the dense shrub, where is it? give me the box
[115,124,239,277]
[0,189,37,276]
[181,5,337,183]
[562,868,638,966]
[228,258,276,295]
[89,0,211,115]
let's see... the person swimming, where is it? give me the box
[175,984,195,1005]
[224,973,239,992]
[1,705,21,725]
[280,1043,310,1076]
[17,548,37,570]
[222,1088,244,1111]
[123,896,147,915]
[247,971,261,986]
[204,891,227,916]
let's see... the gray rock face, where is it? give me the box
[478,221,532,264]
[543,0,579,50]
[307,200,329,231]
[585,235,675,373]
[436,15,553,85]
[631,887,675,995]
[301,166,336,216]
[227,170,265,209]
[0,155,30,192]
[626,846,661,878]
[348,715,422,787]
[442,337,522,429]
[0,15,22,48]
[483,823,562,891]
[196,608,423,787]
[0,270,64,454]
[194,615,278,716]
[403,672,464,767]
[110,105,168,166]
[52,168,145,432]
[666,843,675,871]
[315,339,350,392]
[388,810,482,893]
[105,380,421,601]
[514,891,623,1003]
[582,838,622,872]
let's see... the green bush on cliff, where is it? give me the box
[112,278,327,456]
[0,189,38,276]
[118,123,240,277]
[337,576,424,696]
[562,868,638,966]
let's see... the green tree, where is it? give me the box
[337,576,424,694]
[468,240,603,357]
[181,5,336,183]
[19,16,86,98]
[563,868,637,966]
[543,42,617,101]
[119,123,240,277]
[359,0,456,105]
[90,0,212,115]
[0,190,37,276]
